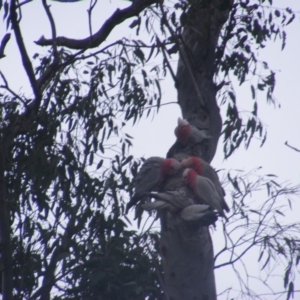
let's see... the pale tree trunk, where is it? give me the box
[161,1,233,299]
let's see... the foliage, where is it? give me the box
[0,0,299,299]
[216,1,295,158]
[216,168,300,299]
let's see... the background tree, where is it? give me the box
[0,0,299,299]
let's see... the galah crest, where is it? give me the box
[183,168,228,220]
[175,117,210,146]
[126,157,181,213]
[181,156,229,212]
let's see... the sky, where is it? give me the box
[0,0,300,299]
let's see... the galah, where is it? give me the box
[183,168,228,220]
[175,117,210,146]
[142,190,193,212]
[142,200,170,211]
[142,193,217,225]
[180,204,216,222]
[126,157,181,213]
[181,156,229,212]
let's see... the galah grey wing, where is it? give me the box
[180,204,213,221]
[194,176,227,219]
[203,164,230,212]
[126,157,164,213]
[144,190,193,211]
[142,200,169,211]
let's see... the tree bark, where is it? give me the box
[0,144,13,300]
[162,1,233,299]
[176,0,233,163]
[161,216,216,300]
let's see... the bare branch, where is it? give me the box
[10,0,40,100]
[285,141,300,153]
[42,0,58,57]
[156,37,178,86]
[0,34,11,59]
[35,0,162,50]
[0,71,28,105]
[87,0,98,36]
[16,0,33,8]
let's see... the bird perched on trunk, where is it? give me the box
[167,118,211,159]
[181,156,229,212]
[175,117,210,146]
[142,189,193,212]
[126,157,181,213]
[180,204,217,223]
[183,168,228,220]
[142,191,217,225]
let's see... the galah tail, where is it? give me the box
[143,193,217,224]
[126,157,181,213]
[180,204,216,222]
[142,200,170,211]
[142,190,192,212]
[175,117,210,146]
[143,193,216,225]
[181,156,229,212]
[183,168,228,220]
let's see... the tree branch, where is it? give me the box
[0,71,28,105]
[87,0,98,36]
[36,0,162,50]
[42,0,58,57]
[0,34,11,59]
[32,205,79,300]
[156,37,178,86]
[285,141,300,153]
[10,0,40,100]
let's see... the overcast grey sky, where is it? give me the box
[0,1,299,299]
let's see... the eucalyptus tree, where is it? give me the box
[0,0,299,299]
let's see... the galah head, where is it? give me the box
[181,157,203,175]
[183,168,198,186]
[161,158,181,176]
[175,117,191,144]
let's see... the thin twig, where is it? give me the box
[16,0,33,8]
[285,141,300,153]
[10,0,40,101]
[0,71,28,105]
[156,37,178,86]
[0,34,11,59]
[87,0,98,36]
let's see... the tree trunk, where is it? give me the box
[0,144,13,300]
[162,1,233,299]
[161,217,216,300]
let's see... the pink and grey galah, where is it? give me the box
[142,189,193,212]
[175,117,210,146]
[183,168,228,220]
[142,192,217,225]
[126,157,181,213]
[181,156,229,212]
[180,204,216,223]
